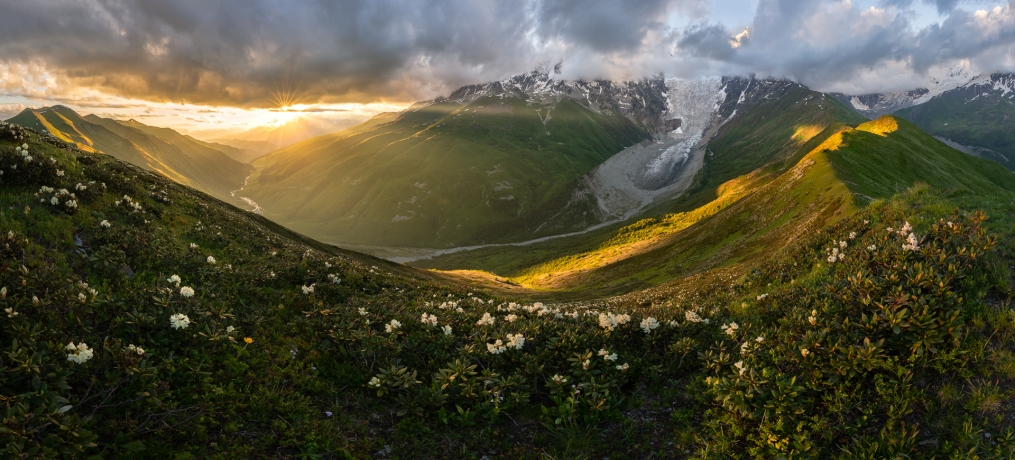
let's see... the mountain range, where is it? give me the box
[6,106,255,203]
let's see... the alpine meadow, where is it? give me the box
[3,1,1015,459]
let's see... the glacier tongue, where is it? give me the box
[580,77,726,220]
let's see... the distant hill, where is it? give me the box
[240,69,804,250]
[893,73,1015,171]
[6,106,253,202]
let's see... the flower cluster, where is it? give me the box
[385,319,401,333]
[66,342,94,364]
[126,344,145,356]
[476,312,496,326]
[420,313,438,326]
[36,186,78,211]
[598,312,631,332]
[721,322,739,337]
[170,313,191,330]
[301,284,315,294]
[640,317,659,334]
[115,195,143,213]
[598,348,618,361]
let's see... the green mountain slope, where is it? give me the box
[419,115,1015,297]
[243,97,647,248]
[7,106,253,202]
[894,73,1015,170]
[121,120,263,164]
[4,122,1015,458]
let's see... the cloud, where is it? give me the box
[674,0,1015,93]
[0,0,1013,106]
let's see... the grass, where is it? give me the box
[417,114,1015,301]
[4,120,1015,458]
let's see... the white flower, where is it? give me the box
[582,359,590,370]
[902,233,921,251]
[640,317,660,334]
[127,344,145,356]
[487,339,506,354]
[598,349,618,361]
[839,240,848,249]
[867,244,877,251]
[368,377,382,388]
[384,319,401,333]
[190,243,199,249]
[301,284,315,294]
[506,333,525,350]
[65,200,77,209]
[476,312,496,326]
[50,197,58,205]
[328,274,341,284]
[504,314,517,323]
[75,183,87,191]
[755,336,764,343]
[808,309,818,326]
[358,308,368,316]
[100,220,111,228]
[721,322,739,336]
[800,348,811,358]
[898,221,912,236]
[78,293,86,303]
[420,313,438,326]
[826,247,843,263]
[170,313,191,330]
[849,232,857,239]
[685,310,704,323]
[207,256,216,265]
[57,169,65,177]
[616,314,631,325]
[734,360,748,376]
[66,342,94,364]
[226,326,236,334]
[167,274,181,285]
[756,293,768,301]
[551,374,568,385]
[179,286,195,298]
[4,307,17,318]
[616,363,630,371]
[441,325,453,335]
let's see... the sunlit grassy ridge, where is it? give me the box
[243,96,648,248]
[7,106,253,204]
[3,121,1015,458]
[419,113,1015,298]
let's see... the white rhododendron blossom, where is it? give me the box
[487,339,506,354]
[179,286,195,298]
[902,232,921,251]
[476,312,496,326]
[384,319,401,333]
[598,349,618,361]
[685,310,705,323]
[442,325,453,336]
[640,317,660,334]
[599,312,630,331]
[721,322,739,336]
[358,308,368,316]
[66,342,94,364]
[756,293,768,301]
[734,360,748,376]
[207,256,216,265]
[167,274,181,285]
[301,284,315,294]
[504,314,517,323]
[551,374,568,385]
[127,344,145,356]
[100,220,111,228]
[368,377,382,388]
[506,333,525,350]
[616,363,630,371]
[170,313,191,330]
[420,313,438,326]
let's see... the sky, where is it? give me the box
[1,0,1013,137]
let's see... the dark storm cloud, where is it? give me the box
[1,0,1013,105]
[0,0,697,106]
[534,0,678,52]
[675,0,1015,92]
